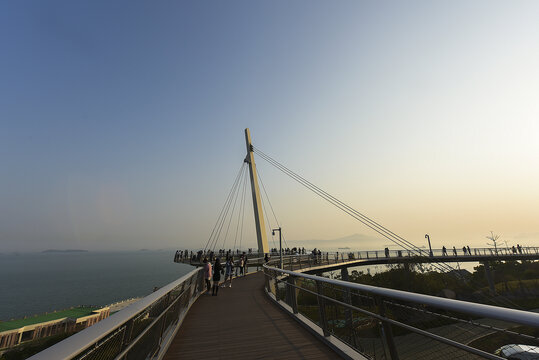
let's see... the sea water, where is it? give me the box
[0,251,193,321]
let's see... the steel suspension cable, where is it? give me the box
[233,167,248,251]
[257,167,289,249]
[216,164,246,252]
[239,169,248,252]
[252,147,461,275]
[209,165,244,252]
[253,147,422,249]
[253,147,423,252]
[204,162,246,252]
[206,163,245,252]
[252,147,521,308]
[257,171,278,251]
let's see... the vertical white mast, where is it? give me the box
[244,128,269,254]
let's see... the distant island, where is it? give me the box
[41,249,88,253]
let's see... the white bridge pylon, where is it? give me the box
[244,128,269,254]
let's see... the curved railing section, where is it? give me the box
[29,268,204,360]
[263,258,539,360]
[176,246,538,264]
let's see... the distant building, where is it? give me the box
[0,306,109,350]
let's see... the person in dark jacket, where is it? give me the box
[212,258,223,296]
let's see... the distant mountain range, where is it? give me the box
[285,233,384,250]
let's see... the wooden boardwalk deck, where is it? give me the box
[164,272,338,360]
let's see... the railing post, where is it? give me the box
[198,270,205,295]
[117,325,128,358]
[376,296,399,360]
[274,277,280,301]
[157,310,168,348]
[287,276,299,314]
[265,271,270,293]
[315,280,330,337]
[340,268,353,333]
[122,318,135,351]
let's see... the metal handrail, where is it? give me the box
[29,267,202,360]
[263,257,539,360]
[266,265,539,328]
[113,285,188,359]
[175,247,539,267]
[275,276,503,360]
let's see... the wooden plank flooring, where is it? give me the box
[164,272,338,359]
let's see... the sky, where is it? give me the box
[1,1,539,252]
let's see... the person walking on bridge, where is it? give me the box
[243,253,249,274]
[238,254,245,276]
[212,258,223,296]
[224,257,234,288]
[203,258,212,293]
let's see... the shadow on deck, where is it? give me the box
[164,272,338,359]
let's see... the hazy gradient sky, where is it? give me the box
[1,1,539,252]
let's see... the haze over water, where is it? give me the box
[0,251,193,321]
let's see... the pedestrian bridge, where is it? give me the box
[30,247,539,360]
[27,129,539,359]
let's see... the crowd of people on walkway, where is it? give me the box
[200,253,250,296]
[174,247,313,264]
[377,244,531,258]
[269,247,307,255]
[176,243,531,269]
[439,244,526,256]
[174,248,261,263]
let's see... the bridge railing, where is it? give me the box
[265,246,539,270]
[353,246,539,260]
[174,247,539,268]
[29,267,204,360]
[263,261,539,360]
